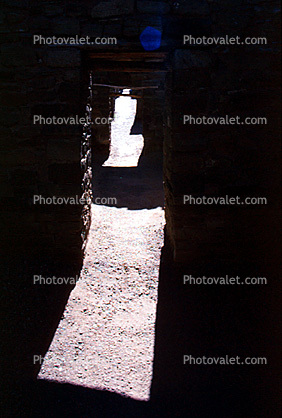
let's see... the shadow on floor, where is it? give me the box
[1,229,280,418]
[150,228,281,418]
[0,259,82,387]
[2,379,151,418]
[91,154,164,210]
[130,119,143,135]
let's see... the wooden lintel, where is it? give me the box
[92,84,158,89]
[109,94,142,98]
[88,52,167,62]
[90,67,168,73]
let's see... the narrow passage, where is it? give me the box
[39,92,165,401]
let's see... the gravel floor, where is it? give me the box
[38,93,165,401]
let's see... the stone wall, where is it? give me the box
[163,0,281,263]
[0,5,86,265]
[0,0,169,265]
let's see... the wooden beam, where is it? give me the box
[90,66,168,73]
[109,93,142,98]
[92,83,158,89]
[88,52,167,62]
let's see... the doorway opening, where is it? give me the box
[103,89,144,168]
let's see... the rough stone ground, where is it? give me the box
[39,93,165,401]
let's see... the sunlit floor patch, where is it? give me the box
[38,204,165,400]
[38,89,164,400]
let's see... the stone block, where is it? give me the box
[50,17,80,35]
[58,82,80,102]
[171,154,204,174]
[0,107,21,126]
[91,0,134,18]
[1,45,37,67]
[31,1,65,16]
[103,22,122,36]
[43,49,81,68]
[0,22,10,34]
[29,76,56,90]
[174,50,212,69]
[63,69,81,82]
[137,1,170,14]
[29,88,58,103]
[28,16,51,31]
[66,3,85,17]
[11,169,38,186]
[0,92,27,107]
[163,17,211,39]
[80,23,104,37]
[31,104,79,119]
[123,18,140,37]
[47,143,79,163]
[1,0,28,7]
[48,163,81,184]
[6,12,27,24]
[173,0,209,16]
[139,15,162,31]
